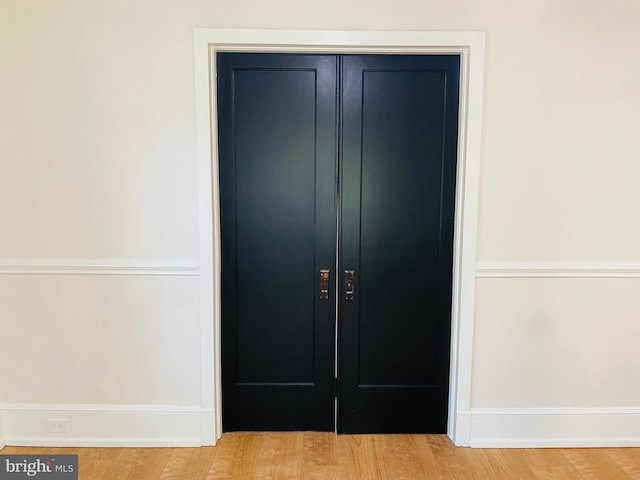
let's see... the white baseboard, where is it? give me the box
[0,403,208,447]
[0,409,5,449]
[470,407,640,448]
[8,403,639,448]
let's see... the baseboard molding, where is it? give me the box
[470,407,640,448]
[476,262,640,278]
[5,403,640,448]
[0,258,200,276]
[0,409,5,450]
[0,403,207,447]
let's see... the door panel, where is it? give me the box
[217,54,337,431]
[339,55,460,433]
[218,53,459,434]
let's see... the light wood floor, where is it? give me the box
[2,432,640,479]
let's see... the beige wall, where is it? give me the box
[2,0,640,436]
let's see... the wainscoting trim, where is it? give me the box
[0,258,200,276]
[476,262,640,278]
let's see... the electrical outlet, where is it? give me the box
[47,419,70,434]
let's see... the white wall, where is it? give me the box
[2,0,640,446]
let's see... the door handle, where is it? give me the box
[345,270,355,301]
[319,269,330,300]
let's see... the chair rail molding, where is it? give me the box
[0,258,199,276]
[476,261,640,278]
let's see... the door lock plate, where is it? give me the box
[320,269,330,300]
[345,270,355,301]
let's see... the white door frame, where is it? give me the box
[193,29,485,446]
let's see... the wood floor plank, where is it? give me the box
[339,435,385,479]
[158,448,198,480]
[254,432,303,480]
[302,465,339,480]
[302,431,336,468]
[422,434,473,479]
[112,447,174,480]
[455,445,502,479]
[376,435,422,480]
[156,446,215,480]
[528,465,585,480]
[86,446,125,479]
[205,433,256,480]
[520,448,574,467]
[481,449,538,479]
[562,448,633,480]
[407,434,453,479]
[605,448,640,479]
[336,435,360,479]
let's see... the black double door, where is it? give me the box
[217,53,459,434]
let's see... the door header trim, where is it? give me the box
[193,28,486,446]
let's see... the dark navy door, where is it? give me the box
[217,53,459,433]
[217,54,337,431]
[338,55,459,433]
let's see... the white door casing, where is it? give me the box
[193,29,485,446]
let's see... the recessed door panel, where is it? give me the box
[234,69,316,384]
[358,69,446,386]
